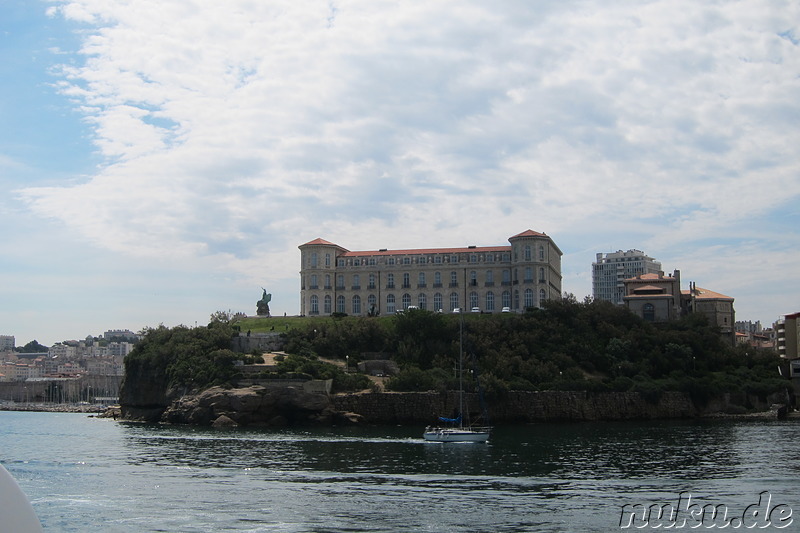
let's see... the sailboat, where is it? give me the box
[423,310,491,443]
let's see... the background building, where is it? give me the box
[622,270,682,322]
[592,250,662,305]
[0,335,14,352]
[777,312,800,360]
[299,229,562,316]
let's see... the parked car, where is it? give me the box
[452,308,461,314]
[471,307,481,313]
[501,307,511,313]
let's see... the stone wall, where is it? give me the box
[231,332,284,353]
[331,390,722,424]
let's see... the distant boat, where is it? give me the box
[423,310,491,443]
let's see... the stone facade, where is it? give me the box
[298,229,562,316]
[592,250,662,305]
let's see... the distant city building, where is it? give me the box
[103,329,138,341]
[735,320,763,334]
[592,250,662,305]
[0,335,14,352]
[776,312,800,360]
[299,229,563,316]
[622,270,682,322]
[622,272,735,344]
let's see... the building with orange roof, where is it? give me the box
[622,271,736,344]
[298,230,562,316]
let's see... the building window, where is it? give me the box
[434,271,442,287]
[367,294,377,314]
[419,256,427,264]
[450,271,458,286]
[539,288,546,305]
[539,245,545,260]
[310,252,318,268]
[502,253,510,262]
[486,291,495,311]
[643,303,655,322]
[402,293,412,310]
[369,258,376,266]
[514,290,520,309]
[418,293,427,310]
[502,290,511,309]
[387,294,396,314]
[310,295,319,315]
[403,257,411,265]
[502,270,511,285]
[337,274,345,290]
[403,273,411,288]
[450,255,459,263]
[524,267,532,282]
[310,274,318,289]
[470,291,479,309]
[325,253,331,267]
[337,295,346,314]
[486,270,494,285]
[450,292,459,311]
[524,245,531,261]
[418,272,426,287]
[524,288,534,309]
[325,274,331,289]
[387,273,395,289]
[486,254,494,263]
[539,267,545,282]
[470,271,478,287]
[470,254,477,263]
[368,273,376,289]
[354,259,360,267]
[434,293,443,312]
[388,258,396,266]
[338,258,345,267]
[352,295,361,315]
[352,274,360,290]
[324,295,332,314]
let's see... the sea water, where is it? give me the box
[1,411,798,532]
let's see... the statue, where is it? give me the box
[256,288,272,317]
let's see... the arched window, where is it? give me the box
[514,290,520,310]
[352,274,360,289]
[325,253,330,266]
[402,293,411,309]
[336,295,346,314]
[524,289,534,309]
[469,291,479,309]
[539,288,546,305]
[418,293,427,310]
[367,294,377,315]
[539,245,545,260]
[434,293,443,312]
[418,272,426,286]
[310,295,319,314]
[368,273,376,289]
[524,245,532,261]
[450,292,459,311]
[450,271,458,286]
[325,274,331,289]
[387,273,395,289]
[502,269,511,284]
[403,273,410,288]
[324,295,332,314]
[486,291,495,311]
[470,271,477,286]
[352,295,361,315]
[539,267,545,282]
[643,303,655,322]
[502,290,511,308]
[386,294,396,314]
[434,271,442,286]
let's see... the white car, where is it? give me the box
[452,308,461,314]
[501,307,511,313]
[471,307,481,313]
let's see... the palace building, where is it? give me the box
[299,229,562,316]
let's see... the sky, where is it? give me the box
[1,0,798,347]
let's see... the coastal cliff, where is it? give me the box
[120,386,786,426]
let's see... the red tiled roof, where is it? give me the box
[681,287,733,300]
[300,238,344,248]
[510,229,547,239]
[343,245,511,257]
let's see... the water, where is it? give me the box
[1,411,798,531]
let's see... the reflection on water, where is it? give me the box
[2,412,799,532]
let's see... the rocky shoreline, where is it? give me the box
[117,386,793,427]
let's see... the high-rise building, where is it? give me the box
[298,229,562,316]
[592,249,662,305]
[0,335,14,352]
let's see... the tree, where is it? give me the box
[17,340,49,353]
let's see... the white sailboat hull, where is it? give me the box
[423,427,490,442]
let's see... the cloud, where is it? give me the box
[17,0,800,321]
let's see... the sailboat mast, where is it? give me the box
[459,308,464,429]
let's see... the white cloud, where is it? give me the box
[16,0,800,324]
